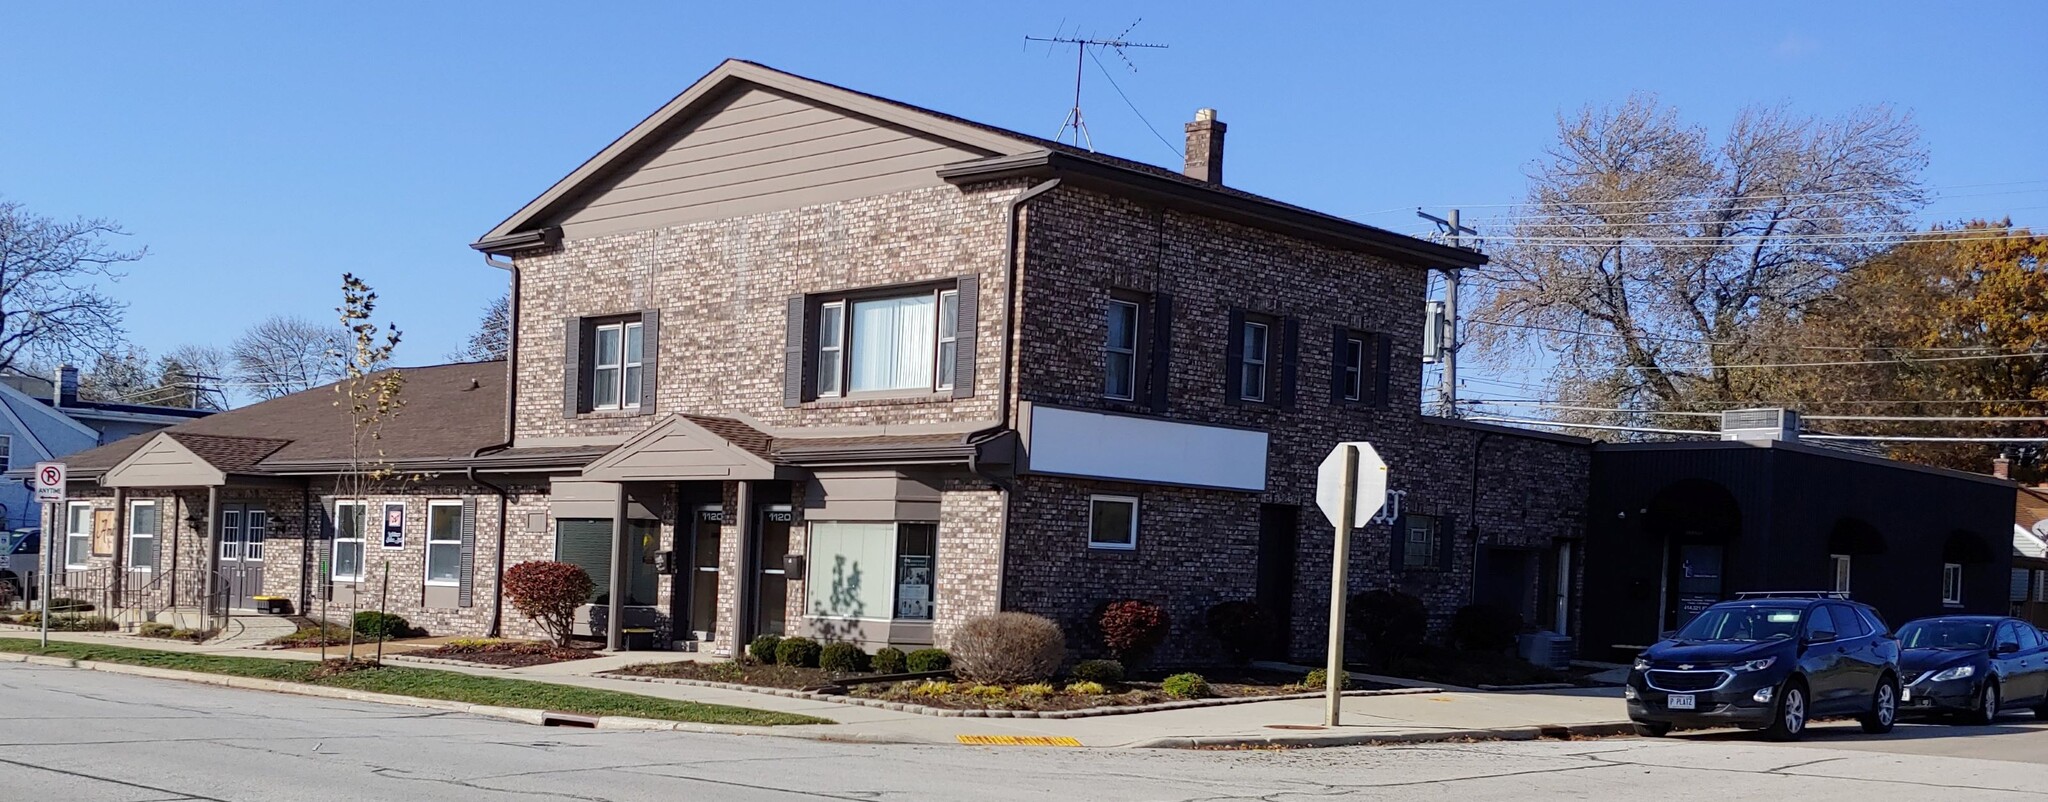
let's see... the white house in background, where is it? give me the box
[0,366,212,529]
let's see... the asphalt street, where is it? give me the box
[5,661,2048,801]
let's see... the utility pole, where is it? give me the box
[1418,209,1480,417]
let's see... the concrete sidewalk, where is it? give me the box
[0,627,1630,748]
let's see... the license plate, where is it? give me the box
[1667,694,1696,710]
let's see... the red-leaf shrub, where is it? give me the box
[504,561,594,646]
[1097,600,1170,666]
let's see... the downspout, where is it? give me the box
[472,251,521,638]
[468,467,510,637]
[969,178,1061,619]
[300,480,312,617]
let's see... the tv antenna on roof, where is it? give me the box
[1025,19,1168,151]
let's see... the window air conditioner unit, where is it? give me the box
[1721,408,1800,442]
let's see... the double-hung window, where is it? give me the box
[815,287,957,396]
[1404,515,1440,570]
[333,501,367,583]
[64,502,92,569]
[591,320,643,410]
[1104,299,1140,400]
[1341,335,1366,402]
[128,500,158,572]
[1239,320,1270,402]
[1942,562,1963,605]
[425,500,462,586]
[1830,553,1851,594]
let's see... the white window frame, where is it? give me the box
[64,501,93,569]
[333,500,368,582]
[1404,515,1439,570]
[1240,320,1269,402]
[816,301,846,397]
[1943,562,1963,605]
[1342,335,1365,402]
[2037,569,2048,604]
[220,507,244,562]
[245,508,266,562]
[1830,553,1851,594]
[0,434,12,468]
[1104,299,1140,401]
[127,500,157,572]
[1087,494,1140,551]
[590,320,643,411]
[935,289,960,391]
[424,500,463,587]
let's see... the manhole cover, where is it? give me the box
[1265,724,1327,731]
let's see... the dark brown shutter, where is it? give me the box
[1372,333,1393,409]
[1148,292,1173,413]
[638,309,660,414]
[1224,309,1245,406]
[1437,514,1458,571]
[317,495,337,597]
[1330,325,1350,402]
[783,296,806,408]
[562,319,583,418]
[951,277,978,399]
[1278,316,1299,408]
[458,496,478,607]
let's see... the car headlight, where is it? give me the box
[1931,665,1976,682]
[1731,658,1776,673]
[1633,657,1651,671]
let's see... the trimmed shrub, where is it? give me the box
[819,641,868,673]
[51,615,117,632]
[775,636,822,668]
[16,611,40,626]
[1349,589,1428,666]
[911,680,953,697]
[952,612,1065,684]
[503,561,595,647]
[1065,680,1107,695]
[47,597,94,613]
[352,611,412,639]
[1301,668,1348,691]
[1450,604,1524,653]
[1015,682,1056,700]
[1097,600,1170,666]
[1069,658,1125,685]
[1161,672,1211,700]
[871,646,908,675]
[962,683,1008,701]
[748,634,783,665]
[906,648,952,673]
[138,622,176,638]
[1205,600,1274,664]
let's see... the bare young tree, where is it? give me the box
[1468,95,1928,423]
[0,200,143,371]
[449,293,509,362]
[159,343,231,409]
[232,315,345,400]
[331,273,405,665]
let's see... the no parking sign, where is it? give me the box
[33,462,65,503]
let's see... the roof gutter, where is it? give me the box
[939,152,1487,270]
[469,227,561,255]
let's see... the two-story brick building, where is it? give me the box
[49,60,1590,663]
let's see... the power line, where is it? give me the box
[1466,415,1717,437]
[1462,399,2048,423]
[1463,204,2048,232]
[1433,229,2045,246]
[1464,318,2036,353]
[1085,47,1181,161]
[1801,434,2048,443]
[1413,179,2048,213]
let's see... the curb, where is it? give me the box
[1127,721,1640,749]
[387,653,515,671]
[602,672,1447,719]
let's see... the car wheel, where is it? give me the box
[1860,675,1898,734]
[1965,680,2000,726]
[1763,680,1808,741]
[1632,722,1671,737]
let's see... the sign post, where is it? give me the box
[1315,443,1388,727]
[33,462,65,649]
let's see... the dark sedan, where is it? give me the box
[1897,615,2048,724]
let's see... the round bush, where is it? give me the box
[1161,672,1211,700]
[353,611,412,638]
[819,642,869,673]
[953,613,1066,684]
[1349,589,1428,666]
[1070,658,1125,685]
[1096,600,1170,667]
[871,646,908,675]
[1204,600,1274,663]
[775,636,822,667]
[748,634,783,665]
[906,648,952,673]
[1450,604,1524,653]
[503,560,595,647]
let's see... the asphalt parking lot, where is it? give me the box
[1669,714,2048,764]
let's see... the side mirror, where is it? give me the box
[1659,630,1677,640]
[1807,630,1837,644]
[1998,642,2022,655]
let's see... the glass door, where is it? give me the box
[689,506,722,642]
[753,505,793,638]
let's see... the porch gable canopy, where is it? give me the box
[580,414,793,482]
[101,432,292,488]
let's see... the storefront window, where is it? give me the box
[555,518,658,606]
[806,521,936,622]
[895,523,935,621]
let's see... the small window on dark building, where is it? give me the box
[1403,515,1439,570]
[1088,495,1139,551]
[1104,299,1140,400]
[1830,553,1851,594]
[1943,563,1963,605]
[1341,335,1365,402]
[1239,320,1269,402]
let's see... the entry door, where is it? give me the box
[688,506,722,642]
[1255,504,1299,660]
[219,505,266,610]
[753,506,793,638]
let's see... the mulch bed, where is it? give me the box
[410,640,601,668]
[614,660,866,689]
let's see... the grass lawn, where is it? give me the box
[0,638,827,727]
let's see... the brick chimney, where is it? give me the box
[1994,453,2012,480]
[53,364,78,407]
[1183,108,1226,184]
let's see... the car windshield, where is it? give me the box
[1897,620,1994,650]
[1673,604,1805,642]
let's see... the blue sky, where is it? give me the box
[4,2,2043,390]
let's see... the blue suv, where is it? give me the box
[1626,593,1901,740]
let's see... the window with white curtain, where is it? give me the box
[805,521,938,621]
[815,287,958,395]
[425,500,462,585]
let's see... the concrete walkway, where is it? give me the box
[0,627,1631,748]
[204,614,300,648]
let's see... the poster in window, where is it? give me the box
[91,509,117,556]
[896,555,932,619]
[381,503,405,549]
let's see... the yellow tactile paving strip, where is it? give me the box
[955,735,1083,747]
